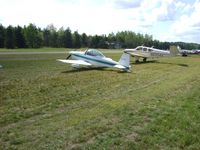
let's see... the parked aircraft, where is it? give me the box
[57,49,131,72]
[194,50,200,54]
[177,46,200,56]
[124,46,178,63]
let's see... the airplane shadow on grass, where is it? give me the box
[61,67,126,74]
[131,60,158,65]
[131,60,189,67]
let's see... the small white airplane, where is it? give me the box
[124,45,178,63]
[57,49,131,72]
[177,46,200,56]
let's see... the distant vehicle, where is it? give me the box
[177,46,200,56]
[57,49,131,72]
[124,46,179,63]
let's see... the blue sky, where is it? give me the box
[0,0,200,43]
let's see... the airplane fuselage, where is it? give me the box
[125,48,170,58]
[124,46,170,62]
[70,51,119,68]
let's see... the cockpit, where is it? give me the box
[135,46,143,51]
[85,49,105,57]
[136,46,151,52]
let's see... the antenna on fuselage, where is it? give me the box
[85,48,89,55]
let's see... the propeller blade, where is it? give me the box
[66,54,71,59]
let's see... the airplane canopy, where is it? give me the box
[136,46,152,52]
[85,49,105,57]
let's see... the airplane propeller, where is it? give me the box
[66,54,71,59]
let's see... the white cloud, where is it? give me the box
[170,0,200,43]
[0,0,199,43]
[113,0,141,9]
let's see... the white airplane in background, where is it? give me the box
[177,46,200,56]
[124,45,179,63]
[57,49,131,72]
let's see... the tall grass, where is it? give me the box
[0,53,200,149]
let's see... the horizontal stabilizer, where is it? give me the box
[114,64,126,69]
[124,49,145,58]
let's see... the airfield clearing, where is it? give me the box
[0,51,200,149]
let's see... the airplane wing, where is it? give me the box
[128,52,146,58]
[124,49,146,58]
[56,59,92,66]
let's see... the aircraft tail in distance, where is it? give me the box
[169,45,180,56]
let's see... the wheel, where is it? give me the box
[135,60,140,63]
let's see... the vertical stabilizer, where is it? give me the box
[169,45,180,56]
[119,53,130,68]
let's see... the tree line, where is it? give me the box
[0,23,200,49]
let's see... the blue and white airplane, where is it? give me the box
[57,49,131,72]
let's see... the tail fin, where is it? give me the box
[119,52,130,68]
[169,45,180,56]
[177,45,181,51]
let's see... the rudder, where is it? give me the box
[169,45,180,56]
[119,52,130,68]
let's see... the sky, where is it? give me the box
[0,0,200,43]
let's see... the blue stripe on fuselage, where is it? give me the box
[72,53,117,66]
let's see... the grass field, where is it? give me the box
[0,51,200,150]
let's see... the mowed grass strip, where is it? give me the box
[0,53,200,150]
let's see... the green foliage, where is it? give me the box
[5,25,15,49]
[64,27,72,48]
[43,29,51,47]
[14,26,26,48]
[73,31,81,48]
[24,23,42,48]
[57,27,65,48]
[81,33,88,47]
[0,24,5,48]
[0,23,200,49]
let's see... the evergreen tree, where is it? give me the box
[98,35,107,48]
[15,26,26,48]
[0,24,5,48]
[90,35,100,48]
[64,27,72,48]
[81,33,88,47]
[46,24,58,47]
[5,25,15,49]
[24,23,42,48]
[73,31,81,48]
[50,31,58,47]
[57,27,65,47]
[43,28,50,47]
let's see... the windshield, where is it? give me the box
[85,49,105,57]
[136,46,143,51]
[136,46,148,52]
